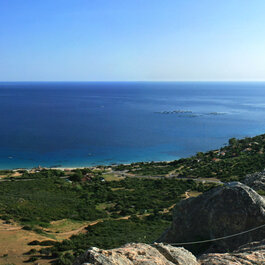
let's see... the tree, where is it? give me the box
[69,172,82,182]
[229,137,237,146]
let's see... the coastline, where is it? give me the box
[3,160,175,172]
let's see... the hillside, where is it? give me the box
[0,134,265,264]
[74,182,265,264]
[113,133,265,183]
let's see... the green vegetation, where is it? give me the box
[0,172,201,228]
[44,216,171,264]
[115,134,265,182]
[257,189,265,196]
[0,169,209,264]
[2,133,265,264]
[0,176,106,228]
[14,169,65,179]
[0,170,12,175]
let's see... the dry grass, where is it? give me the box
[0,220,52,265]
[11,172,22,177]
[103,173,124,181]
[188,190,202,197]
[181,190,202,199]
[48,219,89,234]
[0,217,107,264]
[43,219,93,240]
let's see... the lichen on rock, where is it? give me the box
[73,243,198,265]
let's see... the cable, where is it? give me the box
[153,223,265,246]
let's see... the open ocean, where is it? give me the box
[1,81,265,169]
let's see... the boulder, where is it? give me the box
[73,243,198,265]
[199,239,265,264]
[243,170,265,191]
[157,182,265,253]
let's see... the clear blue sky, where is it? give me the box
[1,0,265,81]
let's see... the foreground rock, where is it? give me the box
[243,170,265,191]
[158,182,265,252]
[74,240,265,265]
[199,239,265,264]
[73,243,198,265]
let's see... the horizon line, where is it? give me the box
[1,80,265,83]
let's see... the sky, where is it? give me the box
[1,0,265,81]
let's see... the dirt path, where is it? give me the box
[183,191,190,199]
[46,215,133,240]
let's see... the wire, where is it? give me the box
[153,223,265,246]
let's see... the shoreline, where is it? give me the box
[2,160,175,172]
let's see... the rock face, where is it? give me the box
[73,243,198,265]
[73,241,265,265]
[243,170,265,191]
[199,239,265,264]
[157,182,265,253]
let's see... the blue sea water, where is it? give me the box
[1,81,265,169]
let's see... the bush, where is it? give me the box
[39,240,56,246]
[56,252,75,265]
[26,256,38,262]
[28,240,40,246]
[22,225,32,231]
[24,249,37,255]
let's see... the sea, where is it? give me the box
[1,81,265,169]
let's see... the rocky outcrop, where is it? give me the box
[74,240,265,265]
[199,239,265,264]
[73,243,198,265]
[243,170,265,191]
[157,182,265,253]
